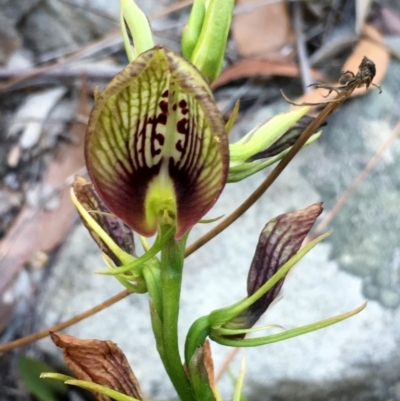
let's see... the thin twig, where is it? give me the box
[293,1,313,92]
[0,290,130,352]
[215,348,240,382]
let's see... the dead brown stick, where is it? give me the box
[0,290,130,352]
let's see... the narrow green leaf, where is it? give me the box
[211,302,367,347]
[18,356,67,401]
[41,373,141,401]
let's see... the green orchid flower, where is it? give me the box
[85,46,229,239]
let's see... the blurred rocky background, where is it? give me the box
[1,0,400,400]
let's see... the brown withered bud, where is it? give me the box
[249,116,327,162]
[51,332,142,401]
[73,176,135,265]
[245,203,323,327]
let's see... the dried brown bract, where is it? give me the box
[282,56,381,107]
[50,332,143,401]
[312,56,382,95]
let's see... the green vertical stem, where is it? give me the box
[160,226,195,401]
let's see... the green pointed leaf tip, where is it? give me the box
[120,0,154,57]
[225,203,323,335]
[85,46,229,239]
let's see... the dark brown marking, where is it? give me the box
[177,118,189,135]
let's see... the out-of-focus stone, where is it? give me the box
[0,11,22,64]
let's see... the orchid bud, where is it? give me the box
[182,0,235,82]
[228,108,324,183]
[120,0,154,61]
[222,203,323,336]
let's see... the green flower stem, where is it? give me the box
[159,226,195,401]
[184,315,211,368]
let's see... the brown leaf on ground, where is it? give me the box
[211,59,326,89]
[295,24,389,107]
[51,332,142,401]
[232,0,294,59]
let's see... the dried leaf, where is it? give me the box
[73,176,135,264]
[51,333,142,401]
[232,0,293,59]
[295,24,389,106]
[246,203,323,326]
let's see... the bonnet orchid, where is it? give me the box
[85,46,229,239]
[39,1,369,400]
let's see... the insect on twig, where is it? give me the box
[282,56,382,107]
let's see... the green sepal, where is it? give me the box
[102,254,147,293]
[181,0,206,60]
[120,0,154,59]
[190,0,235,81]
[40,373,141,401]
[95,226,174,275]
[211,302,367,347]
[71,188,135,266]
